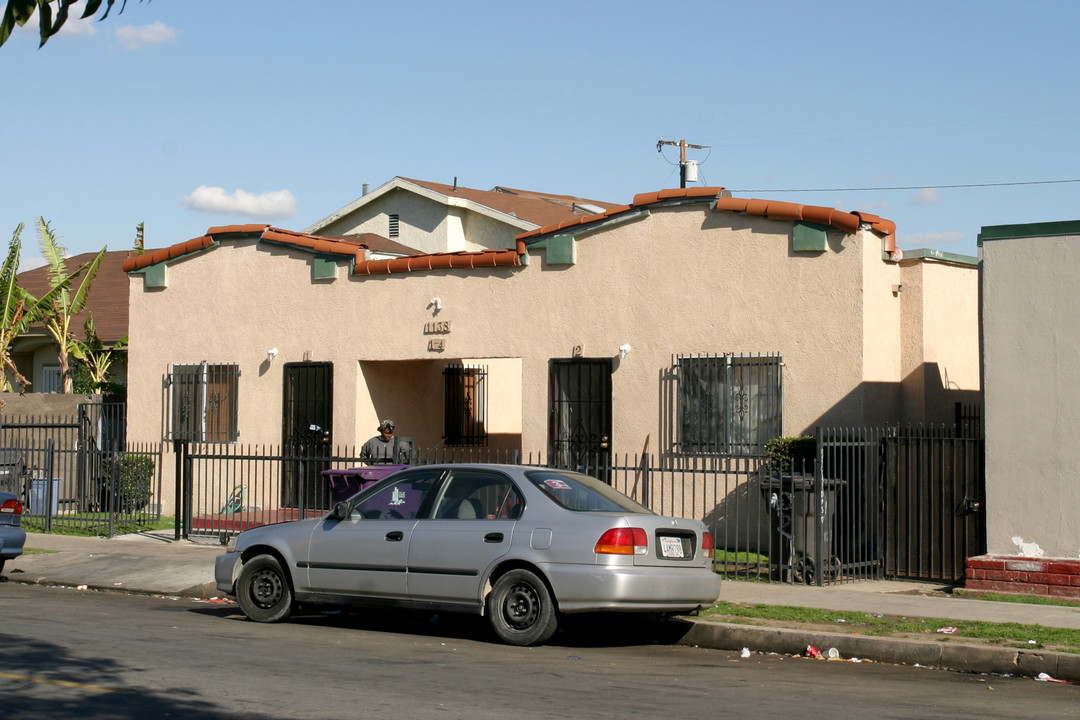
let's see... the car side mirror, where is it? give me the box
[330,501,351,521]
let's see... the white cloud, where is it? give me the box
[899,231,966,247]
[183,186,297,220]
[910,187,943,205]
[115,21,177,50]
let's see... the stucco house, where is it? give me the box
[121,180,980,516]
[967,220,1080,597]
[13,250,131,394]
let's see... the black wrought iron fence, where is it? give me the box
[0,410,162,536]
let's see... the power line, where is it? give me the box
[730,179,1080,193]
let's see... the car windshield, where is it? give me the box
[524,470,653,514]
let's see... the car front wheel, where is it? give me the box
[487,569,557,646]
[236,554,293,623]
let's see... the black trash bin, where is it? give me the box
[760,473,845,584]
[322,465,407,506]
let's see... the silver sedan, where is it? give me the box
[215,464,721,645]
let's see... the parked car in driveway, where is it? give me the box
[0,491,26,575]
[216,464,721,645]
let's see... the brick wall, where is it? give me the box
[966,555,1080,598]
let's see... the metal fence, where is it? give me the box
[7,413,981,584]
[0,409,163,536]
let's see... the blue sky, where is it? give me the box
[2,0,1078,268]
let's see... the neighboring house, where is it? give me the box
[122,181,980,515]
[968,220,1080,598]
[12,250,131,394]
[304,176,624,255]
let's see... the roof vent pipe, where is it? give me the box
[453,177,458,191]
[362,183,370,196]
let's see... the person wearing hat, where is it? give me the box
[361,419,398,464]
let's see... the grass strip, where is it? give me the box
[700,601,1080,654]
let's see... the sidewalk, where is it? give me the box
[6,531,1080,682]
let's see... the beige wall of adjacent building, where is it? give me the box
[982,231,1080,560]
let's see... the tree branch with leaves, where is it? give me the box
[0,0,148,49]
[72,312,126,393]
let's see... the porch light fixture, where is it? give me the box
[619,343,632,359]
[430,297,442,311]
[267,348,279,362]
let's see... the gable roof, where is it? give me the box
[18,250,131,343]
[303,176,622,235]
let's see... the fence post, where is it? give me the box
[107,439,119,538]
[174,440,188,540]
[43,438,55,533]
[813,427,825,586]
[641,452,650,504]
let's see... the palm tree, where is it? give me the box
[71,312,127,392]
[36,217,104,394]
[0,223,72,402]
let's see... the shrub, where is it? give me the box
[764,436,816,474]
[101,454,155,513]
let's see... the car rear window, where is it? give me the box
[524,470,652,514]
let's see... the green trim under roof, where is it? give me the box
[792,221,829,252]
[313,255,338,280]
[978,220,1080,245]
[140,263,167,288]
[901,248,978,266]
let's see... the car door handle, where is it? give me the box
[385,531,404,541]
[484,532,504,543]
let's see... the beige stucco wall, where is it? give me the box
[905,260,980,424]
[982,233,1080,559]
[126,203,979,513]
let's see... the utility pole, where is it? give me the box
[657,138,706,188]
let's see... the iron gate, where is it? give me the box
[548,358,611,474]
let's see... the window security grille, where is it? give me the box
[443,364,488,446]
[388,214,399,238]
[167,362,240,442]
[40,366,62,394]
[676,353,782,455]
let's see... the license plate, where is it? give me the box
[660,536,685,558]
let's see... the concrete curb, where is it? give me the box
[7,575,222,600]
[678,621,1080,682]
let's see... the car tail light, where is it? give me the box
[595,527,648,555]
[1,499,22,515]
[702,531,714,551]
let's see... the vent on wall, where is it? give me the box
[389,214,400,238]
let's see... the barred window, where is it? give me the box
[443,364,487,446]
[167,362,240,443]
[676,353,781,456]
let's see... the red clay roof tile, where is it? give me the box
[353,249,521,276]
[206,224,269,235]
[516,187,896,249]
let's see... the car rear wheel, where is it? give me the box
[487,569,557,646]
[236,554,293,623]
